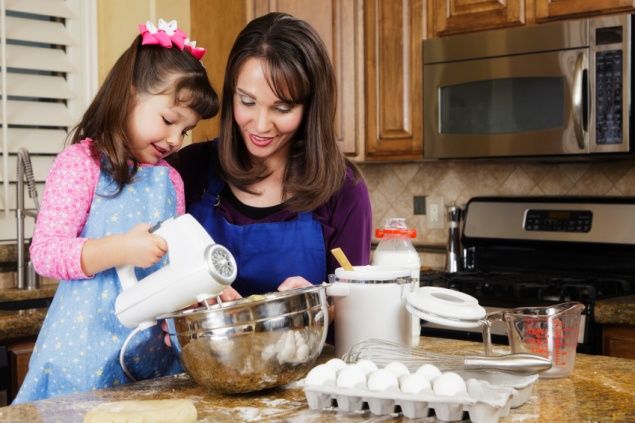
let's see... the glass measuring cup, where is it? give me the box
[482,302,584,378]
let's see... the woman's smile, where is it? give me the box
[248,133,274,147]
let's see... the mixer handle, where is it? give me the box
[117,265,138,291]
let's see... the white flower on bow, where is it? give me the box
[157,19,178,36]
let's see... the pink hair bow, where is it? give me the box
[138,19,206,60]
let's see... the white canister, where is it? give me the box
[372,218,421,346]
[326,265,414,358]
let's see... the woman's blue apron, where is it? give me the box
[14,165,182,403]
[189,172,326,296]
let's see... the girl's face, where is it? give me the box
[127,90,201,164]
[233,58,304,169]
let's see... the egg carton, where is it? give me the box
[303,378,516,423]
[457,371,538,409]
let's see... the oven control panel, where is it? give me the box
[524,209,592,232]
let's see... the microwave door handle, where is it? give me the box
[572,52,587,150]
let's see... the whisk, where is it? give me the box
[342,339,551,375]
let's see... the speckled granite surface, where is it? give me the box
[0,284,56,342]
[0,308,48,341]
[0,285,57,303]
[595,295,635,326]
[0,337,633,422]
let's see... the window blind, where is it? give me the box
[0,0,96,240]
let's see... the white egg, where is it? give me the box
[336,365,367,389]
[432,372,467,396]
[367,369,399,392]
[415,363,442,382]
[384,361,410,378]
[305,364,336,386]
[295,344,309,362]
[354,359,378,375]
[325,358,347,372]
[399,373,431,394]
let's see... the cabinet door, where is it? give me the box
[365,0,424,160]
[602,325,635,359]
[249,0,361,156]
[535,0,635,22]
[7,340,34,403]
[427,0,524,37]
[191,0,251,142]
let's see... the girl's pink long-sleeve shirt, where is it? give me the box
[29,140,185,280]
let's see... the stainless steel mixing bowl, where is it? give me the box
[160,285,328,393]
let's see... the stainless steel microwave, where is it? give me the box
[423,14,632,158]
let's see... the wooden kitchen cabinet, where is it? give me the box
[535,0,635,22]
[602,325,635,359]
[7,339,34,402]
[364,0,424,160]
[426,0,525,37]
[191,0,424,161]
[426,0,635,38]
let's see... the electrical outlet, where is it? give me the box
[413,196,426,215]
[426,196,445,229]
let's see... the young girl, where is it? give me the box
[13,20,218,403]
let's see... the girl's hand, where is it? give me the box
[122,223,168,268]
[278,276,312,291]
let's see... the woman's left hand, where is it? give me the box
[278,276,312,291]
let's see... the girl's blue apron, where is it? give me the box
[189,171,326,296]
[14,165,182,403]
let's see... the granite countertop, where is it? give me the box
[595,294,635,326]
[0,308,48,342]
[0,284,57,303]
[1,337,634,423]
[0,283,56,342]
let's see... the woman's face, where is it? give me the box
[233,57,304,169]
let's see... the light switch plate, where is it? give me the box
[426,196,445,229]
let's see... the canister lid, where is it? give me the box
[407,286,486,328]
[334,265,411,283]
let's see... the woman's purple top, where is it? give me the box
[170,140,372,275]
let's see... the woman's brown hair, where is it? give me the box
[70,35,219,192]
[218,12,361,212]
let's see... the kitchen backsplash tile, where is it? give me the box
[360,158,635,260]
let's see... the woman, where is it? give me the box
[171,12,372,298]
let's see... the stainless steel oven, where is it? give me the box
[419,196,635,354]
[423,14,632,158]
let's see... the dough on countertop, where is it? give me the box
[83,399,197,423]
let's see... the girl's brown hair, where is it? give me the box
[70,35,219,192]
[218,12,361,212]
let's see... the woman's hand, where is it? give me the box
[208,286,242,303]
[278,276,312,291]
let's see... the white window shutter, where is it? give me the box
[0,0,97,240]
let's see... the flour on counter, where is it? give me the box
[237,407,261,421]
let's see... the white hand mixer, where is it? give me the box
[114,213,237,380]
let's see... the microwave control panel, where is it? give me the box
[524,209,593,233]
[595,49,623,145]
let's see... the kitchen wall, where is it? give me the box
[360,158,635,269]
